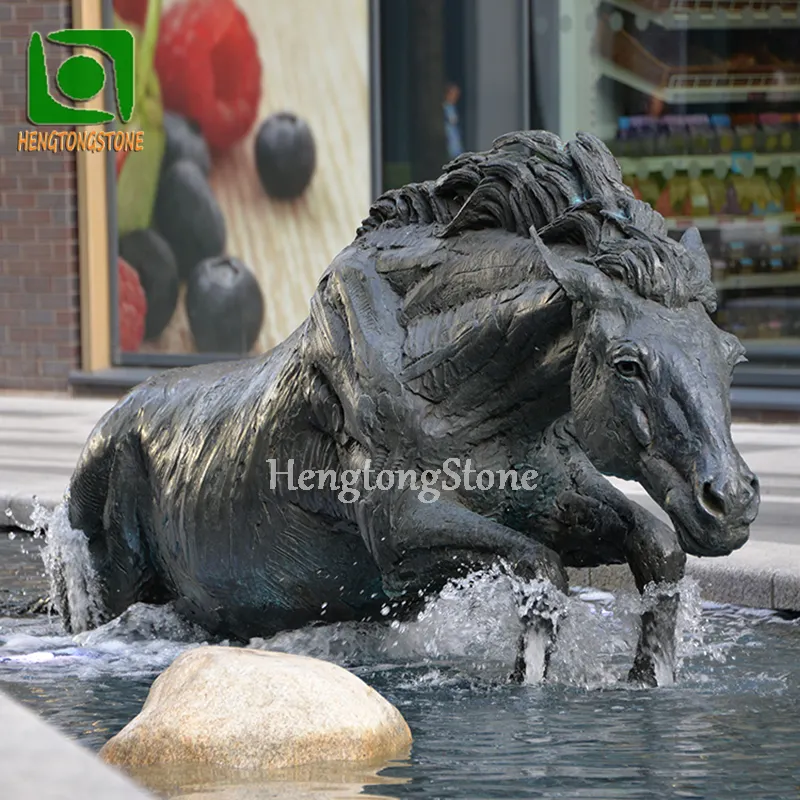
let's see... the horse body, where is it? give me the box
[67,330,385,639]
[67,232,578,638]
[56,130,759,685]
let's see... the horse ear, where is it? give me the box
[528,225,617,306]
[680,226,712,283]
[679,225,704,254]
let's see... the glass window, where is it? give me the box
[379,0,471,190]
[378,0,529,191]
[531,0,800,356]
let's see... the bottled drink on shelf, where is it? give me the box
[740,242,758,275]
[768,242,786,274]
[724,241,746,276]
[710,114,735,154]
[686,114,715,155]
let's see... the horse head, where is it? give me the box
[533,219,759,558]
[353,130,759,558]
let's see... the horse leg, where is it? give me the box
[557,489,686,685]
[67,433,167,631]
[545,464,686,686]
[376,490,569,683]
[623,504,686,686]
[521,419,685,686]
[510,589,562,684]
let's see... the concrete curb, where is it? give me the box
[0,691,154,800]
[568,540,800,612]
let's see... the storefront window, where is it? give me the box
[379,0,470,190]
[378,0,529,191]
[110,0,372,365]
[538,0,800,355]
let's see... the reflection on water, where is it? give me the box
[1,533,799,799]
[124,761,410,800]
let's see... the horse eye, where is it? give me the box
[615,359,644,380]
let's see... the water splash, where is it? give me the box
[4,494,53,533]
[249,568,711,690]
[0,604,204,683]
[40,500,106,633]
[391,566,527,665]
[30,498,54,538]
[73,602,207,647]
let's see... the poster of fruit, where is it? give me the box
[112,0,372,359]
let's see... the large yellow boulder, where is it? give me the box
[100,646,412,772]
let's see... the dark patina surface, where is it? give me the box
[56,131,760,685]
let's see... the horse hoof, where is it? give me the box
[627,663,658,688]
[510,643,526,684]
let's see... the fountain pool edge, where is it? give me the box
[1,492,59,533]
[569,539,800,612]
[3,502,799,613]
[0,691,155,800]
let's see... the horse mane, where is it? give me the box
[357,131,717,313]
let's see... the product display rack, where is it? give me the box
[604,0,800,30]
[597,56,800,104]
[665,212,799,229]
[617,152,799,176]
[579,0,800,356]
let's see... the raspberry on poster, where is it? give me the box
[155,0,262,152]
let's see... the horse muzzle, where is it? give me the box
[694,468,760,526]
[641,455,761,558]
[671,469,759,557]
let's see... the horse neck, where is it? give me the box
[410,276,579,447]
[334,225,582,450]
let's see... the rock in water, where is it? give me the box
[100,647,412,771]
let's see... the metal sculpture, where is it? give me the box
[55,131,759,686]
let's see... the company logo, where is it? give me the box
[19,28,144,154]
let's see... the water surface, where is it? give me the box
[1,533,799,800]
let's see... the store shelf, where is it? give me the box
[617,152,800,176]
[716,271,800,291]
[604,0,800,30]
[666,213,800,230]
[596,57,800,103]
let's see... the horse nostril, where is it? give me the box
[700,481,727,518]
[741,474,760,514]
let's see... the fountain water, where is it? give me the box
[1,506,798,799]
[40,500,106,633]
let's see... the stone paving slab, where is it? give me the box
[0,393,116,529]
[568,540,800,612]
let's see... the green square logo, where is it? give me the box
[27,28,136,126]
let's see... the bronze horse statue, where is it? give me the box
[53,131,759,686]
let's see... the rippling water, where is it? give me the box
[1,533,799,799]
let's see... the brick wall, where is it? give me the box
[0,0,80,392]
